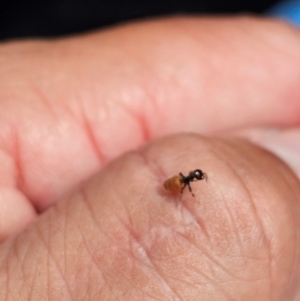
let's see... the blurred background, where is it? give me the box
[0,0,284,40]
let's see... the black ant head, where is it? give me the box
[193,169,208,181]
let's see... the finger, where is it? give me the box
[1,16,300,213]
[1,134,299,300]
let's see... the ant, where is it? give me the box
[163,169,207,197]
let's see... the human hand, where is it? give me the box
[0,16,300,300]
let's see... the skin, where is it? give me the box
[0,15,299,300]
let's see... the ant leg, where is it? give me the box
[188,183,195,197]
[181,183,186,194]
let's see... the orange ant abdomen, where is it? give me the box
[163,175,183,192]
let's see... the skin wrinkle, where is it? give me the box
[74,222,111,299]
[108,238,164,299]
[65,89,107,166]
[81,110,106,166]
[168,272,234,301]
[75,225,112,299]
[207,146,249,257]
[286,190,300,299]
[235,170,273,301]
[0,255,9,301]
[0,149,15,188]
[228,139,300,299]
[10,125,26,202]
[121,180,150,231]
[136,146,169,191]
[79,187,102,236]
[77,190,125,300]
[4,64,108,209]
[18,227,40,300]
[218,189,244,252]
[99,270,123,301]
[210,141,273,300]
[138,85,163,138]
[178,200,210,240]
[123,271,164,301]
[161,146,208,167]
[12,239,30,294]
[82,39,162,144]
[116,36,164,120]
[113,207,183,300]
[171,232,237,300]
[260,159,300,298]
[112,227,169,300]
[53,202,83,298]
[7,244,28,299]
[57,204,68,288]
[116,97,152,144]
[121,225,182,301]
[173,224,259,283]
[26,252,40,301]
[29,79,59,122]
[2,96,50,210]
[33,220,74,301]
[293,227,300,298]
[83,84,148,161]
[79,188,158,301]
[115,22,227,131]
[159,243,228,298]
